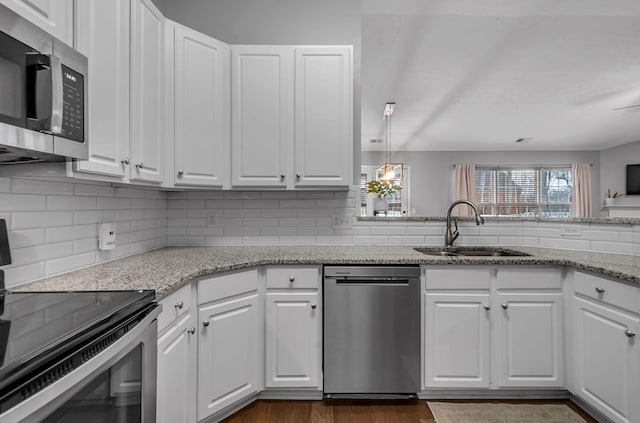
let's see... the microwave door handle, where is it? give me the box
[25,52,52,131]
[49,55,63,135]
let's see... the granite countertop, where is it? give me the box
[11,245,640,299]
[357,216,640,224]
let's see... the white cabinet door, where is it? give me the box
[496,293,564,387]
[171,23,230,188]
[72,0,130,180]
[157,312,197,423]
[265,292,321,388]
[198,292,260,421]
[1,0,73,45]
[293,47,352,187]
[424,292,491,388]
[130,0,164,184]
[231,46,291,187]
[574,297,640,423]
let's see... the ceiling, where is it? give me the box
[361,0,640,152]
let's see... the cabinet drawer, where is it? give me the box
[266,266,320,289]
[425,268,491,290]
[575,271,640,314]
[198,269,259,305]
[158,283,192,333]
[496,267,562,290]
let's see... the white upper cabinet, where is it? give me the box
[167,21,230,188]
[0,0,73,45]
[72,0,130,180]
[231,46,291,187]
[231,45,353,189]
[293,47,352,187]
[130,0,165,184]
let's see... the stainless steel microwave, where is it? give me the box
[0,4,88,164]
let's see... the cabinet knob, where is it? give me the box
[174,301,184,309]
[311,304,317,310]
[202,321,210,327]
[280,174,285,179]
[121,158,130,165]
[625,330,636,338]
[296,173,301,178]
[289,276,295,283]
[483,304,491,311]
[187,327,195,335]
[501,304,509,310]
[177,169,184,176]
[135,162,144,169]
[595,287,605,294]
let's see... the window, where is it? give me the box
[360,166,410,216]
[475,167,573,217]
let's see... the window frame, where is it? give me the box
[475,166,573,217]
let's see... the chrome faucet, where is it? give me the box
[445,200,485,250]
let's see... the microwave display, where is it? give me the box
[61,64,84,143]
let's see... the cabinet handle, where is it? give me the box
[296,173,301,178]
[121,157,130,165]
[625,330,636,338]
[311,304,317,310]
[280,174,285,179]
[136,162,144,169]
[289,276,295,283]
[202,321,210,327]
[595,287,605,294]
[177,169,184,176]
[174,301,184,309]
[187,327,195,335]
[501,304,509,310]
[483,304,491,311]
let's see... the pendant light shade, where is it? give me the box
[376,102,403,181]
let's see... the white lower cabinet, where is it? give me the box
[264,266,322,389]
[197,270,261,421]
[424,266,564,390]
[573,271,640,423]
[496,293,564,387]
[156,284,197,423]
[425,291,491,388]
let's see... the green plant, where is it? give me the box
[367,180,401,198]
[605,188,623,199]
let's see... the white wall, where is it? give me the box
[0,177,168,287]
[600,139,640,207]
[362,150,601,216]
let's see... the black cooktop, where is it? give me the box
[0,289,155,393]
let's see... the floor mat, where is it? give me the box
[427,402,587,423]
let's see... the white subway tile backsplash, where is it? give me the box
[11,211,73,229]
[48,195,96,210]
[8,229,45,248]
[45,252,96,276]
[590,241,633,254]
[12,178,74,195]
[0,177,10,193]
[10,241,74,267]
[46,224,96,243]
[0,193,46,211]
[96,197,130,210]
[4,263,45,288]
[74,210,116,225]
[74,238,97,254]
[74,183,116,197]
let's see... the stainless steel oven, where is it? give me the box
[0,291,159,423]
[0,3,88,164]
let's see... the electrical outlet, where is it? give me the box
[332,214,353,229]
[207,212,219,227]
[561,226,582,237]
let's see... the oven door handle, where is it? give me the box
[0,306,160,423]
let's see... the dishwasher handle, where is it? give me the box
[333,278,413,286]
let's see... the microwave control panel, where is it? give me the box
[60,64,84,143]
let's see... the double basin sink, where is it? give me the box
[414,247,531,257]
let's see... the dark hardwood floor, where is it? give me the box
[222,398,598,422]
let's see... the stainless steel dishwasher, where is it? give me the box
[323,266,421,396]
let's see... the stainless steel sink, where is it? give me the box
[414,247,532,257]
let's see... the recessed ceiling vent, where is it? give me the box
[514,137,533,143]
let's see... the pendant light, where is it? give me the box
[377,102,403,182]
